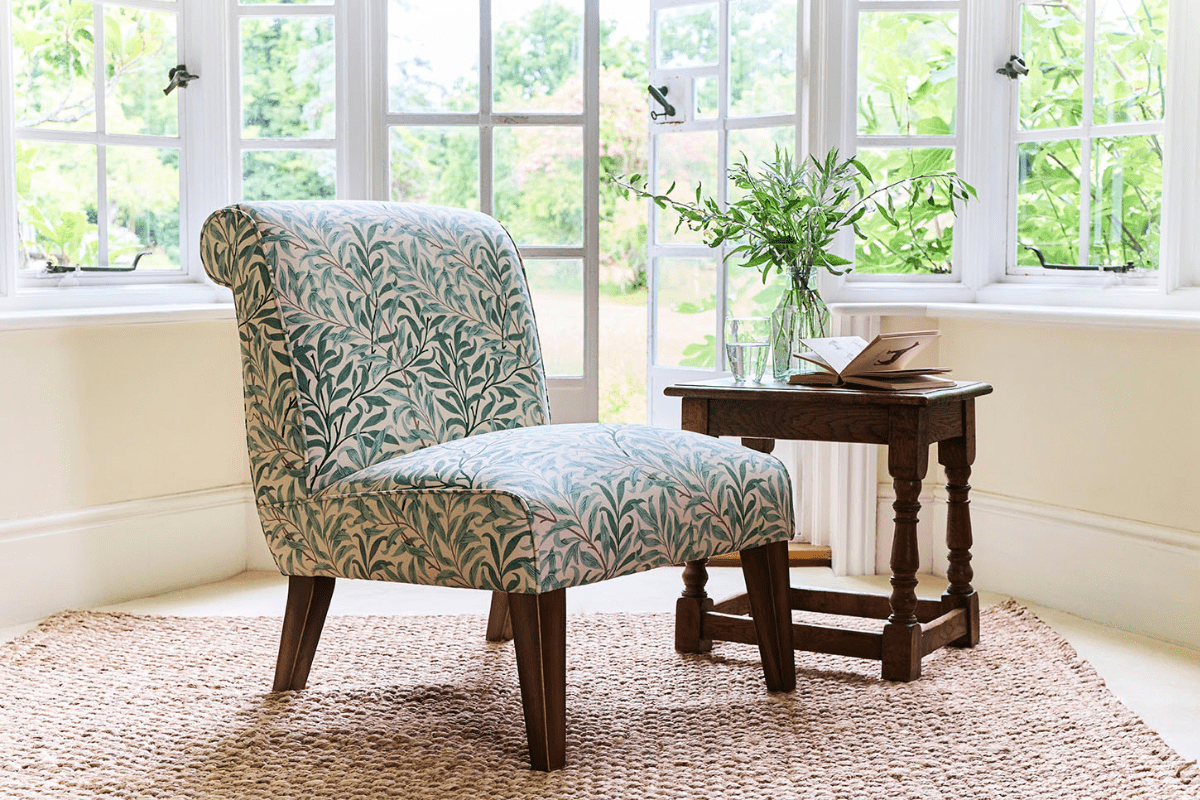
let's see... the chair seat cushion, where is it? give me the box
[263,423,793,593]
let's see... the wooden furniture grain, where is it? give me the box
[665,378,993,681]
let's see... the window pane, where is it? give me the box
[494,126,583,246]
[241,150,336,200]
[854,148,957,275]
[1020,2,1084,131]
[694,76,718,119]
[12,0,96,131]
[655,257,716,368]
[390,127,479,209]
[654,130,718,245]
[104,6,178,137]
[494,0,583,113]
[106,146,180,269]
[1016,139,1082,268]
[726,261,782,318]
[241,16,335,138]
[730,0,796,117]
[524,259,583,376]
[388,0,478,113]
[1093,0,1167,125]
[727,127,793,202]
[858,11,957,136]
[656,4,718,69]
[1090,134,1162,270]
[15,141,98,270]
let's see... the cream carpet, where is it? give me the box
[0,601,1195,799]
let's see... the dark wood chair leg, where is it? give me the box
[508,589,567,772]
[739,540,796,692]
[486,590,514,641]
[273,575,336,692]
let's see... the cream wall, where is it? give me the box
[0,320,249,520]
[0,317,256,626]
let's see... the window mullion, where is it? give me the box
[1078,0,1096,267]
[93,2,108,266]
[479,0,493,217]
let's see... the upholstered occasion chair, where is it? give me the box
[200,201,795,771]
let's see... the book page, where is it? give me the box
[798,336,868,375]
[841,330,940,375]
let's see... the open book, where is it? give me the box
[787,330,955,390]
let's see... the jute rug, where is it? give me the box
[0,601,1195,799]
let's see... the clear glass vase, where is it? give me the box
[769,266,829,382]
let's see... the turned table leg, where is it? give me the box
[676,559,714,653]
[939,420,980,647]
[882,408,929,682]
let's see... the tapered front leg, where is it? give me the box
[739,540,796,692]
[273,575,336,692]
[486,591,514,642]
[508,589,567,772]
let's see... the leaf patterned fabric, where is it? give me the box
[202,201,793,593]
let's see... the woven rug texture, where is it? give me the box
[0,600,1195,799]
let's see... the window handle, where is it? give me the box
[647,85,676,120]
[1023,246,1134,273]
[44,251,151,274]
[997,55,1028,80]
[163,64,199,96]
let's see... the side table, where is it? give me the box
[665,378,993,681]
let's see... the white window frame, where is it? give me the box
[814,0,1200,313]
[0,0,239,313]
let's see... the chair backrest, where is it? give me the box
[201,201,551,504]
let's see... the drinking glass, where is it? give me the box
[725,316,769,382]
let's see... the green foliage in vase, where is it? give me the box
[613,145,976,283]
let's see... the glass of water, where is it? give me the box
[725,316,769,382]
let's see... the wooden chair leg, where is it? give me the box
[739,540,796,692]
[486,590,514,641]
[507,589,567,771]
[273,575,336,692]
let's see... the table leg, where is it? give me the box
[939,433,980,647]
[676,558,714,653]
[882,411,929,682]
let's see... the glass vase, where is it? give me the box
[769,267,829,382]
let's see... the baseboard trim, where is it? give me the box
[877,484,1200,650]
[0,485,256,629]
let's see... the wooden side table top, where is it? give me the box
[665,377,993,405]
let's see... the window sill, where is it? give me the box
[829,300,1200,332]
[0,301,235,332]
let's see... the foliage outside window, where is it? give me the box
[1014,0,1166,273]
[11,0,181,273]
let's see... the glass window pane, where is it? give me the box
[854,148,957,275]
[730,0,796,117]
[1020,2,1084,131]
[106,146,180,269]
[1093,0,1167,125]
[656,4,718,69]
[15,141,98,270]
[858,11,957,136]
[524,259,583,376]
[726,261,783,318]
[12,0,96,131]
[655,257,716,368]
[1016,139,1082,268]
[494,0,583,113]
[727,127,793,202]
[654,130,718,245]
[241,16,335,139]
[1090,134,1161,270]
[694,76,718,119]
[390,127,479,209]
[104,6,178,137]
[494,126,583,246]
[241,150,336,200]
[389,0,478,113]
